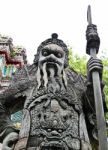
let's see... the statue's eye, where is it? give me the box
[42,50,48,56]
[57,53,62,58]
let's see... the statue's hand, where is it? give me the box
[87,57,103,82]
[2,132,19,150]
[86,24,100,54]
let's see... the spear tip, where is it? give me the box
[87,5,92,25]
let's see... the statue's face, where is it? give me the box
[36,43,67,89]
[38,44,65,73]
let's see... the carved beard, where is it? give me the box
[36,61,67,90]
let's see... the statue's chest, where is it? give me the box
[30,97,79,137]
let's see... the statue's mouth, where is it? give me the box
[45,62,59,76]
[42,146,65,150]
[46,62,57,69]
[41,141,66,150]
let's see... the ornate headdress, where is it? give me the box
[34,33,69,67]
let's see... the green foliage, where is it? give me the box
[102,57,108,108]
[10,51,16,58]
[101,55,108,119]
[68,47,87,75]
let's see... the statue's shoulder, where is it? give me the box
[9,64,37,92]
[0,64,37,103]
[12,64,36,83]
[65,67,87,90]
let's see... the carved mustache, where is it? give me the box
[39,55,63,66]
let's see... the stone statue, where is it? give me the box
[0,25,107,150]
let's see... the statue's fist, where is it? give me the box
[2,132,18,150]
[87,57,103,82]
[86,24,100,54]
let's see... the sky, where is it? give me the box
[0,0,108,64]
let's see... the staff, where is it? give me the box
[87,5,108,150]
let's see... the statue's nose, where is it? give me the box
[50,53,55,58]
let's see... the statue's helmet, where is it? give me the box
[34,33,69,68]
